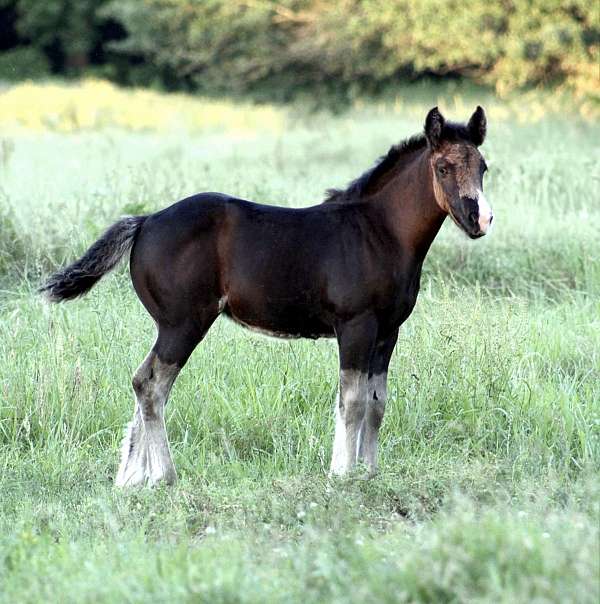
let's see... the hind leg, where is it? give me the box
[115,351,178,486]
[115,324,207,487]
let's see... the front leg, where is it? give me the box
[358,328,399,475]
[329,314,378,476]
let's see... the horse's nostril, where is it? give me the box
[468,211,478,225]
[489,214,494,224]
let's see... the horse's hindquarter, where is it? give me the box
[130,193,228,326]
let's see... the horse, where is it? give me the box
[41,106,493,487]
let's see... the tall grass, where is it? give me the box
[0,81,598,602]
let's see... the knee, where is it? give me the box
[343,393,368,427]
[339,369,368,420]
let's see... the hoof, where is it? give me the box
[115,463,177,488]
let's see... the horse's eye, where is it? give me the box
[438,166,448,176]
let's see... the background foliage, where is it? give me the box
[0,0,598,108]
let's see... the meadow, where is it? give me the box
[0,80,598,603]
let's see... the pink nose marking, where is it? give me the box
[479,212,493,230]
[477,191,493,233]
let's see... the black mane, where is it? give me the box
[323,121,473,204]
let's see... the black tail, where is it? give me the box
[40,216,147,302]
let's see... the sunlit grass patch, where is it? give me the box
[0,79,286,134]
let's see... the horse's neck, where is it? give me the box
[372,149,447,262]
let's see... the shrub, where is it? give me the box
[0,46,49,80]
[1,0,117,73]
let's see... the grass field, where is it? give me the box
[0,80,599,603]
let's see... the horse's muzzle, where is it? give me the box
[454,194,493,239]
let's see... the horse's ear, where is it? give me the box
[424,107,445,150]
[468,106,486,146]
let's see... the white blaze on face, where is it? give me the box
[477,190,493,233]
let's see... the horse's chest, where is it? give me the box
[385,276,421,326]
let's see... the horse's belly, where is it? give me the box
[222,304,334,340]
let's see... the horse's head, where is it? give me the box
[425,106,493,239]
